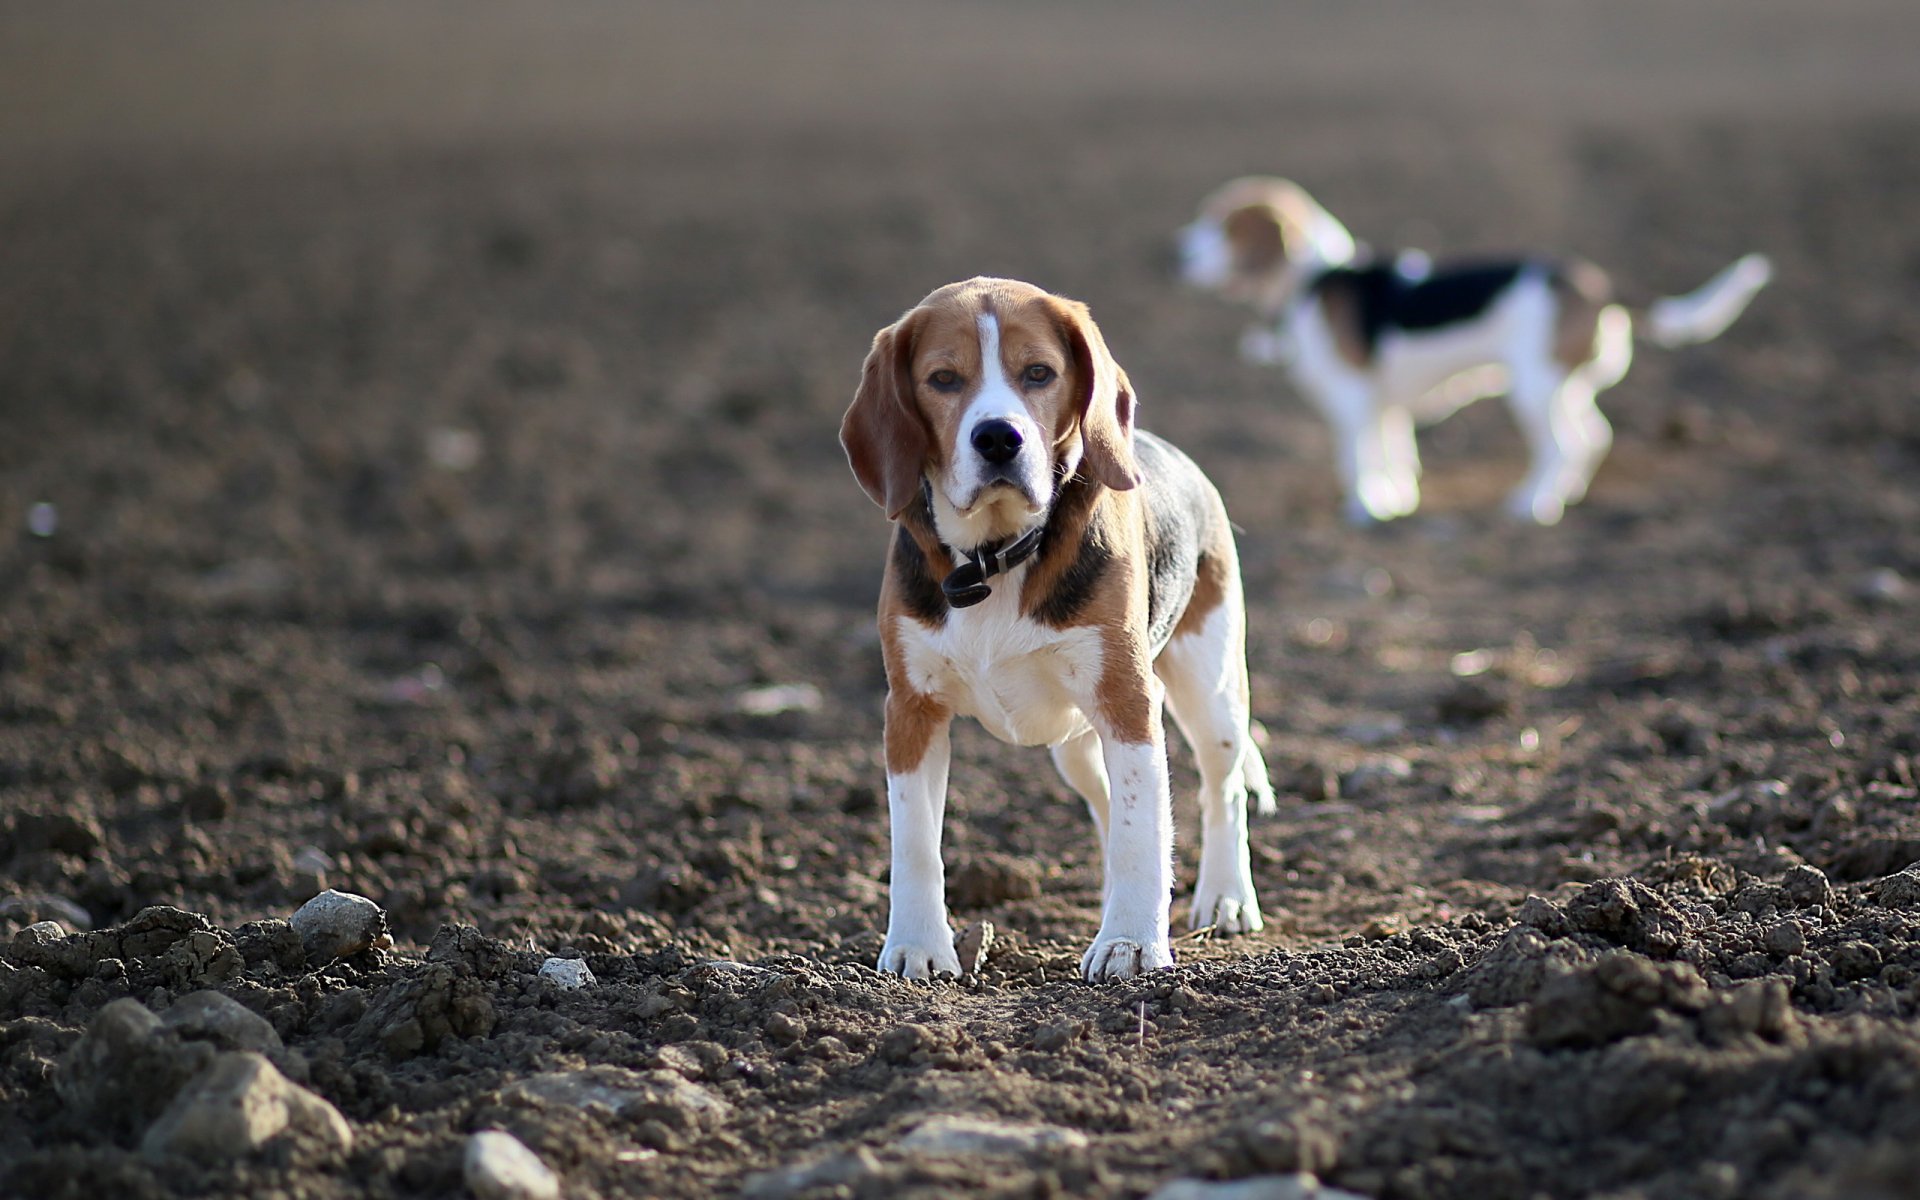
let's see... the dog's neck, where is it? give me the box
[917,474,1061,610]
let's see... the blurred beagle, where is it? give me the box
[1179,176,1772,524]
[840,277,1273,983]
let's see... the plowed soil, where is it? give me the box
[5,4,1920,1198]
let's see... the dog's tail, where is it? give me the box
[1639,253,1773,349]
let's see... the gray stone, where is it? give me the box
[140,1051,351,1161]
[162,990,283,1053]
[1875,868,1920,909]
[1146,1174,1370,1200]
[538,956,595,990]
[289,889,390,962]
[465,1130,561,1200]
[54,997,212,1140]
[742,1147,885,1199]
[897,1113,1089,1156]
[507,1066,731,1133]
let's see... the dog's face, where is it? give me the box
[1177,176,1317,306]
[841,277,1139,548]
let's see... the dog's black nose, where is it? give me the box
[971,419,1024,465]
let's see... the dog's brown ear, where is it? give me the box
[1223,202,1290,275]
[1056,298,1140,492]
[840,313,930,519]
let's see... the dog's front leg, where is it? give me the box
[1081,678,1176,983]
[878,692,960,980]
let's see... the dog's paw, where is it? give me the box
[1080,931,1174,983]
[1188,886,1265,935]
[1505,487,1566,526]
[877,935,961,981]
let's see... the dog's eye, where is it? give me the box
[1022,364,1056,386]
[928,369,961,390]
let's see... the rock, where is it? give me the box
[464,1130,561,1200]
[765,1012,806,1044]
[17,920,67,946]
[897,1113,1089,1156]
[0,893,94,933]
[1147,1175,1369,1200]
[1341,755,1412,797]
[1032,1019,1088,1052]
[507,1066,731,1134]
[1875,868,1920,909]
[1763,921,1806,957]
[947,855,1042,909]
[1855,567,1908,603]
[1778,864,1833,909]
[743,1147,885,1199]
[538,956,595,990]
[140,1051,351,1161]
[290,889,390,963]
[955,920,996,974]
[649,1041,727,1080]
[161,990,283,1053]
[55,997,213,1141]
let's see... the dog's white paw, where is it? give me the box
[1189,885,1265,934]
[877,935,961,981]
[1080,931,1174,983]
[1505,487,1566,526]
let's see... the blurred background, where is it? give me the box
[3,0,1918,952]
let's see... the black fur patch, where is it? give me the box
[891,524,948,624]
[1031,478,1111,628]
[1314,256,1532,357]
[1135,432,1204,654]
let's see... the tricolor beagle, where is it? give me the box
[1178,176,1773,525]
[840,277,1274,983]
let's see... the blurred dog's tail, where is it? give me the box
[1639,253,1773,349]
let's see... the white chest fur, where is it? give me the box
[892,575,1103,748]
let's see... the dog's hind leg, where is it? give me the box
[1051,729,1112,903]
[1158,591,1266,935]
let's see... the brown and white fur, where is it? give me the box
[1179,176,1773,525]
[840,277,1274,983]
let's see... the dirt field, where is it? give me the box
[5,4,1920,1198]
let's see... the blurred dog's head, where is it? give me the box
[840,277,1138,549]
[1178,176,1356,311]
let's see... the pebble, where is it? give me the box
[1875,868,1920,909]
[1856,567,1908,603]
[742,1147,884,1199]
[161,990,283,1053]
[538,957,596,990]
[955,920,996,975]
[1147,1174,1370,1200]
[465,1130,561,1200]
[897,1113,1088,1156]
[1342,754,1413,796]
[289,889,391,963]
[507,1066,732,1134]
[0,893,93,932]
[140,1051,351,1161]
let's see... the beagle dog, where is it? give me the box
[840,277,1274,983]
[1178,176,1773,525]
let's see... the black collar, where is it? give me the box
[921,480,1048,609]
[941,523,1046,608]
